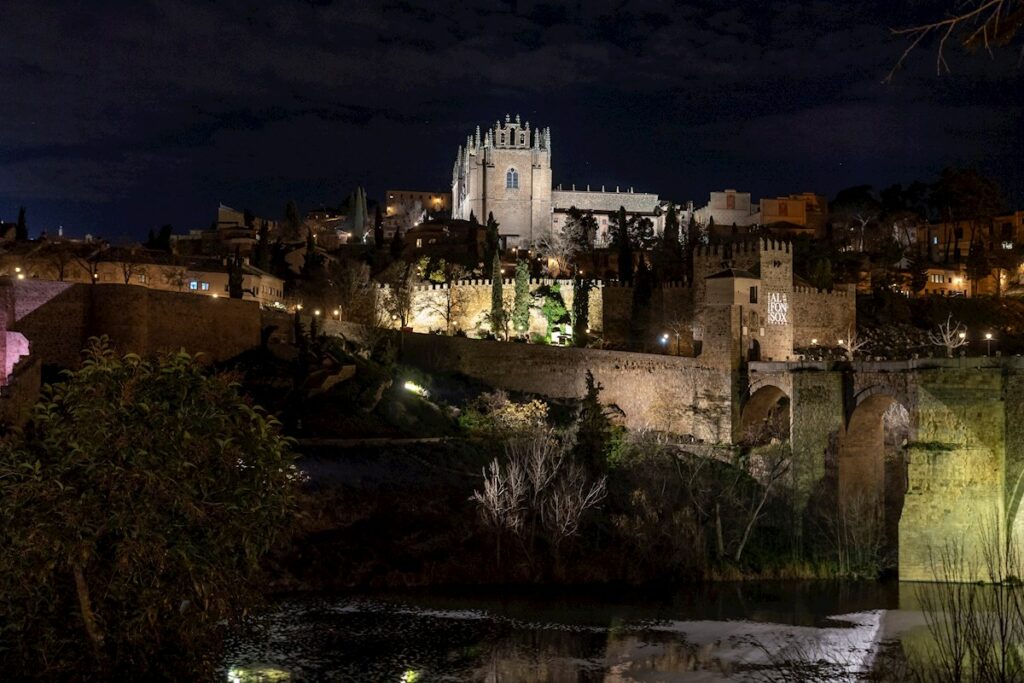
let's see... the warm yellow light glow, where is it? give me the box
[811,338,818,345]
[212,293,219,298]
[314,309,321,316]
[986,333,993,340]
[403,380,428,397]
[16,273,24,280]
[296,304,303,311]
[959,331,967,339]
[14,266,21,273]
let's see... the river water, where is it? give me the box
[222,581,934,682]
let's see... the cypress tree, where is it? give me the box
[512,259,530,334]
[663,202,680,249]
[285,200,302,240]
[613,207,634,284]
[630,255,653,349]
[485,212,500,267]
[574,370,612,470]
[685,213,701,282]
[255,220,271,272]
[572,276,592,347]
[390,224,404,260]
[373,204,384,250]
[15,206,27,241]
[228,248,245,299]
[490,250,504,339]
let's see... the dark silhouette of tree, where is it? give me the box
[144,224,173,252]
[15,206,27,241]
[484,212,500,268]
[685,213,701,282]
[512,260,530,335]
[630,255,653,348]
[284,200,303,240]
[373,205,384,250]
[489,251,505,339]
[390,224,404,260]
[573,370,613,471]
[611,207,634,284]
[228,248,245,299]
[809,258,834,290]
[966,239,992,296]
[254,220,271,272]
[572,276,592,347]
[910,251,930,295]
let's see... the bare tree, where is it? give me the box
[839,326,868,361]
[928,314,969,357]
[416,263,469,334]
[392,199,425,233]
[117,247,149,286]
[378,261,416,329]
[471,431,606,574]
[887,0,1024,81]
[162,266,189,292]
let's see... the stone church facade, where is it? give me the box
[451,114,663,247]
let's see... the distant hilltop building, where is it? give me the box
[451,114,663,247]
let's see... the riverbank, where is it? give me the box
[268,441,872,593]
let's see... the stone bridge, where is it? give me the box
[743,357,1024,581]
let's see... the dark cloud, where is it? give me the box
[0,0,1020,236]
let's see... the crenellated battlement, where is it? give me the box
[694,237,793,258]
[604,280,691,289]
[792,285,852,297]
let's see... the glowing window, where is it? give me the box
[506,168,519,189]
[189,281,198,290]
[201,282,210,291]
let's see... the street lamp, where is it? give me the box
[986,332,994,356]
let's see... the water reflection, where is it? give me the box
[223,582,932,681]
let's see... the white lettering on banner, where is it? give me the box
[767,292,788,325]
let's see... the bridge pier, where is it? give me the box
[747,359,1024,583]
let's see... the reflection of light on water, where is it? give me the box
[226,664,292,682]
[224,598,927,681]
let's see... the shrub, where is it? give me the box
[0,339,300,678]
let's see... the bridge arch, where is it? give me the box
[840,393,912,567]
[739,384,790,445]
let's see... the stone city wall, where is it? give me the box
[382,278,603,338]
[8,281,261,370]
[601,282,694,350]
[400,331,735,442]
[791,285,857,349]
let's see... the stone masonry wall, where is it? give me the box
[791,286,857,349]
[900,368,1006,581]
[397,278,603,337]
[9,281,261,370]
[400,331,735,442]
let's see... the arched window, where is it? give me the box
[506,168,519,189]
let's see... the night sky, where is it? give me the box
[1,1,1021,241]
